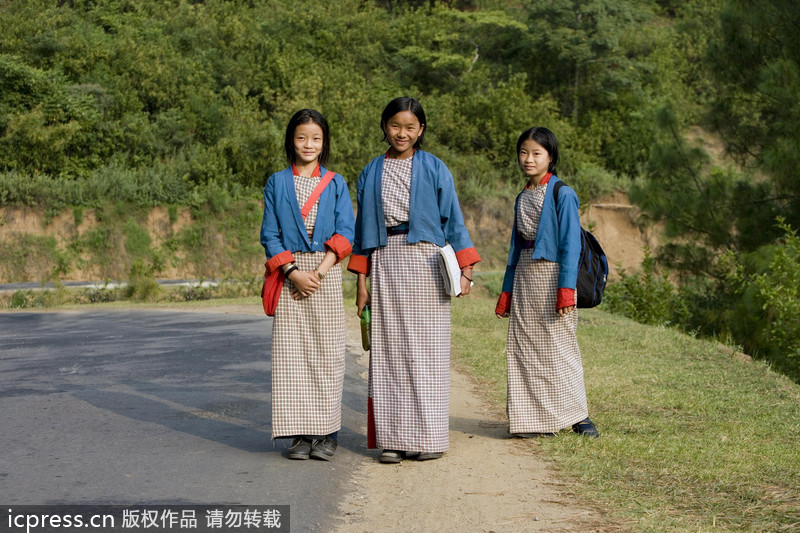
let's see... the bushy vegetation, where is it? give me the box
[0,0,705,205]
[1,279,264,309]
[0,198,263,287]
[602,247,689,327]
[614,0,800,379]
[722,220,800,378]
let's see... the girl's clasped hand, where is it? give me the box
[288,269,320,299]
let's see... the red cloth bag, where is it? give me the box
[261,168,335,316]
[261,266,284,316]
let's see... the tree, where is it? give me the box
[708,0,800,229]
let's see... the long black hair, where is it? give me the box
[380,96,426,149]
[516,127,559,174]
[284,109,330,166]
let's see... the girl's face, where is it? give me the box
[293,122,324,167]
[383,110,424,159]
[518,139,552,184]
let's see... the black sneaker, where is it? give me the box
[379,449,404,464]
[572,418,600,438]
[310,436,338,461]
[415,452,443,461]
[287,437,312,460]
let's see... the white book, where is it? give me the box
[438,244,463,297]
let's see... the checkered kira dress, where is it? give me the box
[506,185,588,434]
[368,156,451,453]
[270,174,345,439]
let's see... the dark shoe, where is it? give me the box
[379,449,404,464]
[287,437,312,460]
[513,432,557,438]
[572,418,600,438]
[416,452,443,461]
[310,436,338,461]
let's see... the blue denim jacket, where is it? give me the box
[350,150,478,270]
[260,166,355,271]
[501,176,582,292]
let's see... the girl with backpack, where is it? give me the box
[260,109,355,460]
[495,127,599,438]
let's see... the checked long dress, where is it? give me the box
[368,156,451,453]
[506,184,589,434]
[270,173,346,439]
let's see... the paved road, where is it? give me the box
[0,310,369,531]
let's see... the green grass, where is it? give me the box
[451,296,800,532]
[0,279,263,309]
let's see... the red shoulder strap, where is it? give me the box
[300,170,335,220]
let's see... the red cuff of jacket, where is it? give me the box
[557,288,576,310]
[266,250,295,275]
[325,233,353,263]
[456,247,481,269]
[347,253,370,276]
[495,291,512,316]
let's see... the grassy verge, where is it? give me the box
[451,295,800,532]
[0,278,263,309]
[0,274,360,311]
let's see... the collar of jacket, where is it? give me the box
[277,164,331,248]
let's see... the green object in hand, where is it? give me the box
[360,304,371,351]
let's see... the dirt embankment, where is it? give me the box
[460,191,657,276]
[0,193,653,283]
[0,205,198,282]
[581,192,659,276]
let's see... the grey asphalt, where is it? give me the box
[0,309,370,531]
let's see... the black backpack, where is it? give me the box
[553,180,608,308]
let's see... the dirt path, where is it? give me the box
[334,312,605,533]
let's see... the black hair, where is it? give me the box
[380,96,426,149]
[284,109,330,166]
[516,127,559,174]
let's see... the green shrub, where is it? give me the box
[214,277,262,300]
[603,246,688,326]
[9,285,68,308]
[123,217,153,258]
[570,162,629,206]
[125,259,160,302]
[10,289,34,309]
[181,284,213,302]
[724,219,800,379]
[0,162,193,210]
[753,221,800,361]
[84,286,121,304]
[72,206,84,226]
[167,204,179,225]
